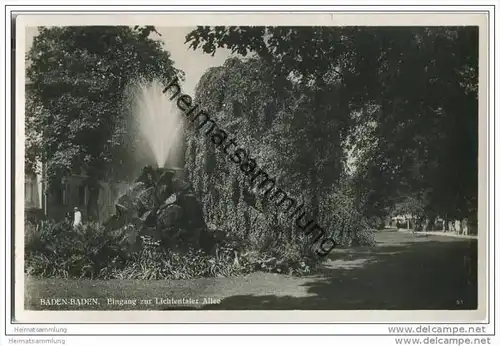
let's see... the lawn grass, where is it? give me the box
[24,272,315,310]
[24,229,478,310]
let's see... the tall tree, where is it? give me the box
[349,27,478,226]
[26,26,184,219]
[186,28,353,221]
[185,26,478,227]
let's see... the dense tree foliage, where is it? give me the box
[185,58,303,253]
[26,24,478,245]
[26,26,184,219]
[186,26,478,232]
[184,56,368,261]
[347,28,478,230]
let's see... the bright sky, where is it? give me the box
[25,26,233,96]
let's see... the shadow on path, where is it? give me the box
[202,230,478,310]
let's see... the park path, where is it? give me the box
[25,229,477,310]
[199,229,478,310]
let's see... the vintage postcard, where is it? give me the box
[13,12,489,324]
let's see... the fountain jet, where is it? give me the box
[132,79,184,169]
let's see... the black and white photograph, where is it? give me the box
[17,14,483,317]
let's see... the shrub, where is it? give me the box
[103,235,252,280]
[25,220,130,279]
[319,187,377,249]
[25,221,254,280]
[367,216,386,230]
[25,212,375,280]
[240,238,317,276]
[351,228,377,247]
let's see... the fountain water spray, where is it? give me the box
[104,80,213,252]
[132,79,184,169]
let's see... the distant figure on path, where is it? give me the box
[73,206,82,228]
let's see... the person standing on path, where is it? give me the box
[73,206,82,228]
